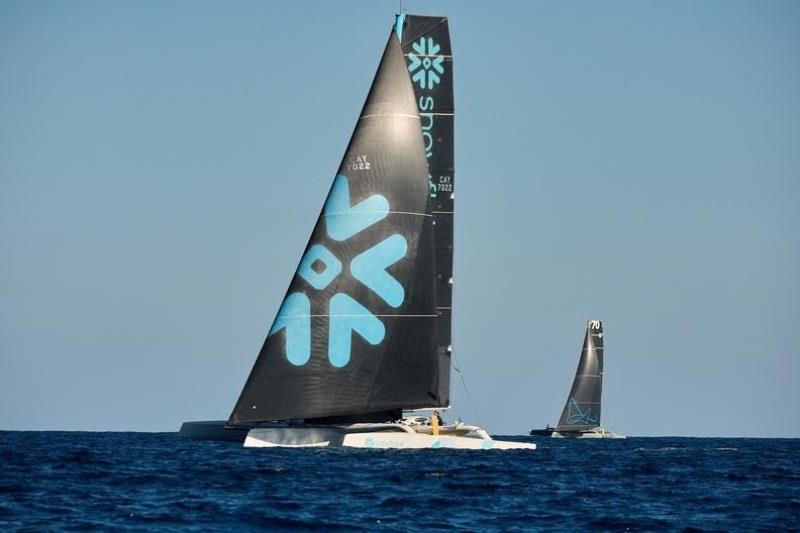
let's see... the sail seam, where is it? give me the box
[403,54,454,59]
[275,314,438,318]
[358,113,420,120]
[323,211,431,218]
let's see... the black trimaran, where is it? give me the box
[179,14,534,449]
[530,320,624,438]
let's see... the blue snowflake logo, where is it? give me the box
[408,37,445,90]
[269,175,407,368]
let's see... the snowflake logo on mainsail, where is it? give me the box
[269,174,407,368]
[408,37,445,90]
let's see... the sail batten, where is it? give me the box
[358,113,421,120]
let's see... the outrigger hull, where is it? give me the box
[179,420,248,442]
[243,424,536,450]
[551,427,625,439]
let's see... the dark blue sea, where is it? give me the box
[1,432,797,531]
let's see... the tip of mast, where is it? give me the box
[394,13,406,42]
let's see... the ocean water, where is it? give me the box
[1,432,797,531]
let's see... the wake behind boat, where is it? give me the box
[530,320,625,439]
[179,14,534,451]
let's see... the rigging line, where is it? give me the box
[451,351,483,428]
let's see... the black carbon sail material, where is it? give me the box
[229,29,444,425]
[556,320,605,431]
[397,15,454,405]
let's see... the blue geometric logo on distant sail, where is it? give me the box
[565,398,598,425]
[408,37,445,90]
[269,174,407,367]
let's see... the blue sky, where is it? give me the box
[1,1,798,436]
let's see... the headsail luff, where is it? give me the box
[229,27,446,425]
[556,320,605,432]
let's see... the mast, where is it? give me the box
[228,21,449,425]
[556,320,605,432]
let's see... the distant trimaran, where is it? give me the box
[179,14,535,450]
[530,320,625,439]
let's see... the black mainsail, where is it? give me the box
[229,20,453,425]
[397,15,454,406]
[555,320,605,432]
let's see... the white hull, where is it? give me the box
[244,424,536,450]
[552,427,625,439]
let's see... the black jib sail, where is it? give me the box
[397,15,454,405]
[556,320,605,432]
[228,23,450,425]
